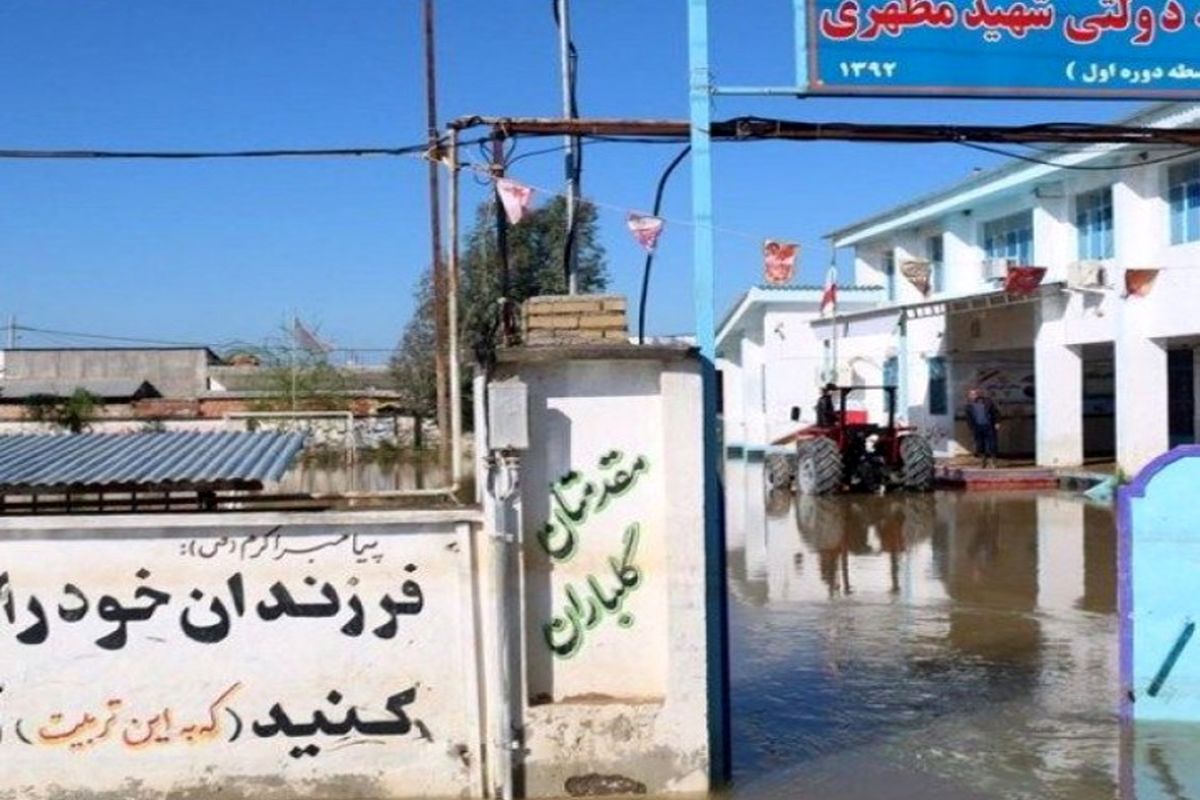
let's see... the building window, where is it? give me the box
[1075,187,1114,259]
[883,355,899,388]
[982,211,1033,263]
[926,234,944,293]
[883,251,897,301]
[928,356,948,415]
[1169,160,1200,244]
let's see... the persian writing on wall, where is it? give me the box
[0,522,476,792]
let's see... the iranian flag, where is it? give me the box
[820,266,838,317]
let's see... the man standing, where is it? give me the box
[966,388,1001,468]
[816,382,838,428]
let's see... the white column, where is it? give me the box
[1115,304,1168,474]
[741,335,767,449]
[1035,292,1084,466]
[1033,188,1072,282]
[1114,168,1171,475]
[943,213,979,294]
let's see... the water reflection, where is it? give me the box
[724,456,1119,800]
[277,459,447,495]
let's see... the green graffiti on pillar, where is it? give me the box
[537,451,649,562]
[543,523,642,659]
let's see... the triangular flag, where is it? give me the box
[1125,268,1160,297]
[820,268,840,319]
[764,240,798,285]
[901,260,932,296]
[496,177,534,225]
[627,213,664,253]
[1004,265,1047,295]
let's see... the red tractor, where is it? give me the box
[767,385,935,495]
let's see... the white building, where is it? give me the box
[717,284,885,455]
[719,102,1200,474]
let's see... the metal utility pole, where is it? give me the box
[556,0,580,294]
[423,0,452,475]
[6,315,15,349]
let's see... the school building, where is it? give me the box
[717,101,1200,474]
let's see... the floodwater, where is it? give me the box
[723,457,1120,800]
[278,458,447,495]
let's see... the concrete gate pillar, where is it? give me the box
[1035,292,1084,467]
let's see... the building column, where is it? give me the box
[1115,319,1168,476]
[1035,293,1084,466]
[741,335,767,449]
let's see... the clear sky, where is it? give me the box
[0,1,1143,358]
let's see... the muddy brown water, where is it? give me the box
[724,464,1118,800]
[290,460,1132,799]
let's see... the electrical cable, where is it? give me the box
[638,145,691,344]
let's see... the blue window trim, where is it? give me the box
[926,234,944,294]
[982,211,1033,264]
[928,356,948,415]
[1169,160,1200,245]
[1075,187,1114,260]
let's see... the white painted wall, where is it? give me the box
[0,511,485,799]
[486,350,710,796]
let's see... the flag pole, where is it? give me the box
[829,250,839,385]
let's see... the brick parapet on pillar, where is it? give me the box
[520,295,630,347]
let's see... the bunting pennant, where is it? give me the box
[1125,268,1160,297]
[626,212,665,253]
[901,259,932,296]
[821,267,838,318]
[292,317,333,355]
[496,177,534,225]
[1004,265,1047,295]
[763,240,798,285]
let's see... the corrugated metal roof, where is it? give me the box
[0,431,305,493]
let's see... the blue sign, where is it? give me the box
[805,0,1200,96]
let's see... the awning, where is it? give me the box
[811,282,1064,338]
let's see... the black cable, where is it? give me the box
[0,135,495,162]
[638,145,691,345]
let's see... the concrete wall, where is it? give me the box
[0,510,486,799]
[2,349,213,398]
[485,347,710,796]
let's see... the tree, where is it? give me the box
[390,195,610,432]
[26,388,101,433]
[225,327,351,413]
[460,196,608,361]
[389,268,438,420]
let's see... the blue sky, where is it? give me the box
[0,1,1142,357]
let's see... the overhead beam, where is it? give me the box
[450,115,1200,146]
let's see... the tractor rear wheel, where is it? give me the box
[765,451,797,491]
[900,434,935,492]
[796,437,843,495]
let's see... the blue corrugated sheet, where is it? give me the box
[0,431,305,492]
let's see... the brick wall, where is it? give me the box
[522,295,629,346]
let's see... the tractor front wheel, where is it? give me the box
[900,434,935,492]
[796,437,843,495]
[765,451,797,491]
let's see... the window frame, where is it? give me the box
[982,211,1034,264]
[1168,159,1200,245]
[1074,186,1114,260]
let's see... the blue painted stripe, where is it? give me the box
[1147,621,1196,698]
